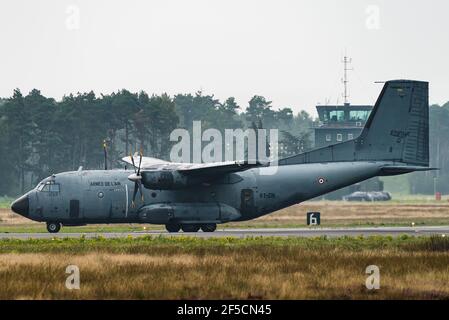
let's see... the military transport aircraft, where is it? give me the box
[11,80,434,233]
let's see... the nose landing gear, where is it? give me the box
[46,222,61,233]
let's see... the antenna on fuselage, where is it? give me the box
[103,139,108,170]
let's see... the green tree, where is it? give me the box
[111,90,140,156]
[1,89,34,193]
[218,97,243,130]
[245,95,275,128]
[25,89,57,183]
[408,104,449,194]
[133,93,179,158]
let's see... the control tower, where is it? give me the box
[314,103,372,148]
[313,56,384,199]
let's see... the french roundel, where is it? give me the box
[318,177,326,184]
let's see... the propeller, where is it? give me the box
[128,149,144,207]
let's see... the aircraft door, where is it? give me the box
[69,200,80,219]
[82,189,110,220]
[240,188,255,215]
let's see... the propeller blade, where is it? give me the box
[130,147,145,206]
[137,149,143,176]
[132,181,138,206]
[138,180,144,202]
[130,153,137,174]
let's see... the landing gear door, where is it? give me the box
[240,189,255,215]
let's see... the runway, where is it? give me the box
[1,226,449,239]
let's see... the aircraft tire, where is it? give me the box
[181,224,200,233]
[201,224,217,232]
[165,223,181,233]
[47,222,61,233]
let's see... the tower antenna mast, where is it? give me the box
[342,55,353,104]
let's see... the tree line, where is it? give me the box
[409,102,449,195]
[0,89,314,195]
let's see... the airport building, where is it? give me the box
[309,56,385,199]
[313,103,384,199]
[314,103,372,147]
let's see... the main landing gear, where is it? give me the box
[47,222,61,233]
[165,223,217,233]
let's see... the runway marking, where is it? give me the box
[1,226,449,240]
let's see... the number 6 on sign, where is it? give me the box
[307,212,320,226]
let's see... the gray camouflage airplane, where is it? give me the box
[11,80,434,233]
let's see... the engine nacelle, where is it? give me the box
[138,202,241,224]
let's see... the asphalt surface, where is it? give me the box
[1,226,449,239]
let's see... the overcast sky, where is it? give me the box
[1,0,448,115]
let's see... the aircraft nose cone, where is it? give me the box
[11,195,29,217]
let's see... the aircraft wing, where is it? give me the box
[174,160,264,177]
[122,156,264,176]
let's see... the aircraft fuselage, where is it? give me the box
[12,161,388,227]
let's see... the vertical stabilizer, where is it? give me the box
[278,80,429,166]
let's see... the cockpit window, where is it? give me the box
[37,181,60,193]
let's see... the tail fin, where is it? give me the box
[355,80,429,165]
[279,80,429,166]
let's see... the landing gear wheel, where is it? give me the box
[165,223,181,233]
[47,222,61,233]
[201,224,217,232]
[181,224,200,233]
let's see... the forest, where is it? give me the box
[0,88,448,196]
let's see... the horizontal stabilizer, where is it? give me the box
[379,165,438,176]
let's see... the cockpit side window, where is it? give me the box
[49,184,60,192]
[37,181,60,193]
